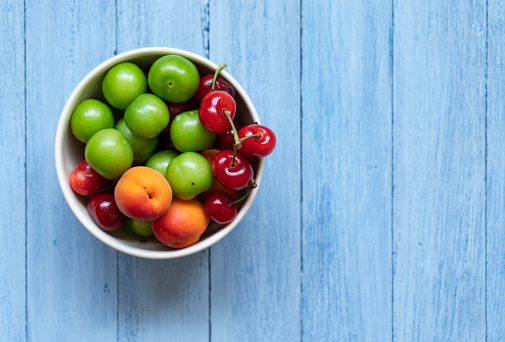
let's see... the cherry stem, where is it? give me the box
[228,179,257,207]
[223,108,241,156]
[211,63,227,92]
[239,134,261,143]
[232,144,237,168]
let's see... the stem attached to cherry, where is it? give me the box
[228,179,257,207]
[211,63,227,92]
[223,108,241,166]
[238,134,261,143]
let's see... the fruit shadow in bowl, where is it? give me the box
[58,48,264,257]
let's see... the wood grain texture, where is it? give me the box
[301,0,393,340]
[25,0,118,340]
[0,0,26,340]
[393,0,486,340]
[116,1,209,340]
[487,0,505,339]
[209,0,301,341]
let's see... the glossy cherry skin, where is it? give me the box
[203,191,237,224]
[162,100,197,134]
[87,192,126,232]
[215,122,242,150]
[238,124,277,158]
[69,160,109,196]
[198,91,236,134]
[197,74,236,100]
[211,150,253,190]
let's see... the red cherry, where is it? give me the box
[203,191,238,224]
[162,100,198,134]
[197,74,236,100]
[212,150,253,190]
[87,192,126,232]
[238,124,276,158]
[198,91,236,134]
[216,122,242,150]
[244,155,259,166]
[69,160,109,196]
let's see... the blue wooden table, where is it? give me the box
[1,0,503,340]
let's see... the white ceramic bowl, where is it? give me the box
[55,47,264,259]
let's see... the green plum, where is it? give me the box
[148,55,199,103]
[124,93,169,139]
[145,150,179,177]
[115,118,158,165]
[70,99,114,143]
[125,218,153,238]
[170,110,216,152]
[85,128,133,180]
[166,152,213,200]
[102,62,147,110]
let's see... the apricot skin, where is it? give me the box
[115,166,172,221]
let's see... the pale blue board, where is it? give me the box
[487,0,505,339]
[116,1,210,340]
[393,0,486,340]
[1,0,503,340]
[301,0,393,340]
[0,0,26,340]
[25,0,118,340]
[210,0,301,341]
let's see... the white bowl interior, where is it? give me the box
[55,48,264,259]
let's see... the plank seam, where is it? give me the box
[485,0,488,340]
[299,0,304,341]
[391,0,395,341]
[24,0,28,339]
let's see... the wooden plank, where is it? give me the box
[487,0,505,339]
[116,1,209,341]
[25,0,118,340]
[393,1,486,340]
[301,0,392,340]
[209,1,301,341]
[0,0,26,339]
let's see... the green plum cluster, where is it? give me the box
[71,55,215,190]
[69,55,222,240]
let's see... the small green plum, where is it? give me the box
[102,62,147,110]
[115,118,158,165]
[125,218,154,238]
[166,152,213,200]
[170,110,216,152]
[70,99,114,143]
[148,55,200,103]
[124,93,169,139]
[84,128,133,180]
[145,150,180,177]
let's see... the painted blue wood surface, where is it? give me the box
[487,0,505,340]
[301,0,392,340]
[25,0,118,340]
[1,0,504,341]
[116,1,209,340]
[210,1,301,341]
[0,0,26,340]
[393,0,486,340]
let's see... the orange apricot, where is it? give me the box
[152,198,209,248]
[114,166,172,221]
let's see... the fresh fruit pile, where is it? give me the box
[68,55,276,249]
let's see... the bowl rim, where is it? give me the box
[55,47,264,259]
